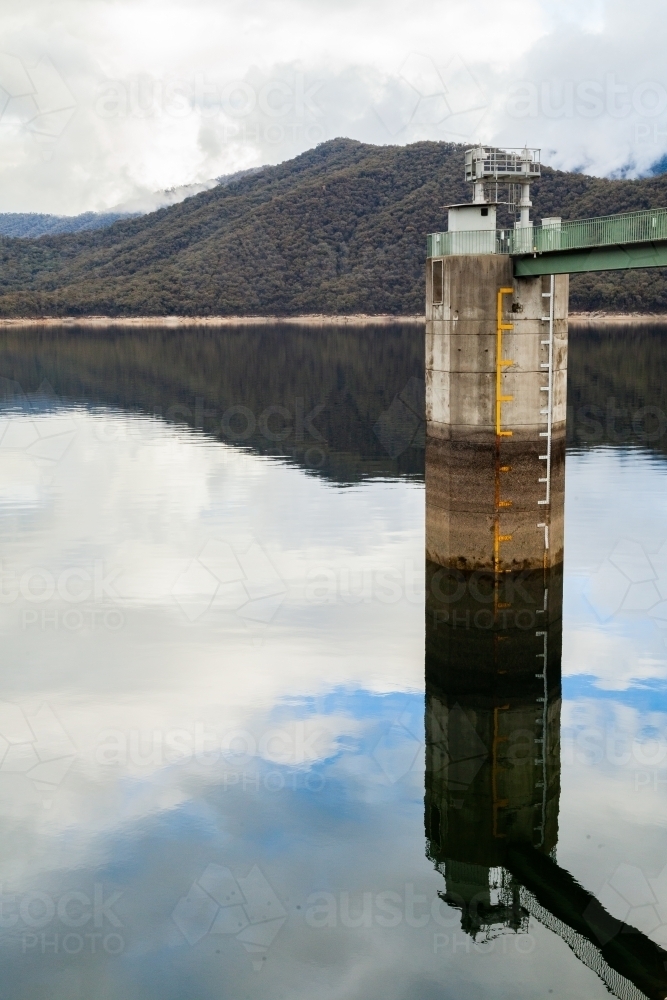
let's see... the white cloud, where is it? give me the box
[0,0,664,212]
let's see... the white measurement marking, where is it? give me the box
[538,275,555,515]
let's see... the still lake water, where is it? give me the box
[0,323,666,998]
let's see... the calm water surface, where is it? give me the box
[0,324,665,998]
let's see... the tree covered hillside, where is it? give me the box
[1,138,667,316]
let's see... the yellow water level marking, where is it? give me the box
[494,287,515,579]
[493,523,514,576]
[495,287,515,437]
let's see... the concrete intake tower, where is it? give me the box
[426,147,568,572]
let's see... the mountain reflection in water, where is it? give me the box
[0,324,664,999]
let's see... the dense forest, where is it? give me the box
[2,138,667,316]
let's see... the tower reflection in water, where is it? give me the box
[424,445,667,1000]
[425,561,561,941]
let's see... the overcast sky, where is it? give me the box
[0,0,664,214]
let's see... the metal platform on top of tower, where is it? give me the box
[431,145,667,275]
[464,146,541,184]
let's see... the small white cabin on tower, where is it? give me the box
[447,203,497,232]
[446,202,497,253]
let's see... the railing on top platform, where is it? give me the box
[427,206,667,258]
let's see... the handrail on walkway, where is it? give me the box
[427,206,667,259]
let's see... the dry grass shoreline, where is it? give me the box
[568,312,667,325]
[0,312,665,328]
[0,314,424,329]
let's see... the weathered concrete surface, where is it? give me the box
[426,254,568,323]
[426,254,568,570]
[426,369,567,429]
[426,434,566,569]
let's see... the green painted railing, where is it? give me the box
[426,207,667,258]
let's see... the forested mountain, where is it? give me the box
[2,138,667,317]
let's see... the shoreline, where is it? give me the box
[568,311,667,325]
[0,311,665,328]
[0,314,425,329]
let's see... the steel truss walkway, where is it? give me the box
[427,206,667,276]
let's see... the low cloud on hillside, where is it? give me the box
[0,0,664,213]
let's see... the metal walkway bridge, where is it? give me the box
[427,206,667,276]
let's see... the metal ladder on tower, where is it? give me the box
[537,274,555,557]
